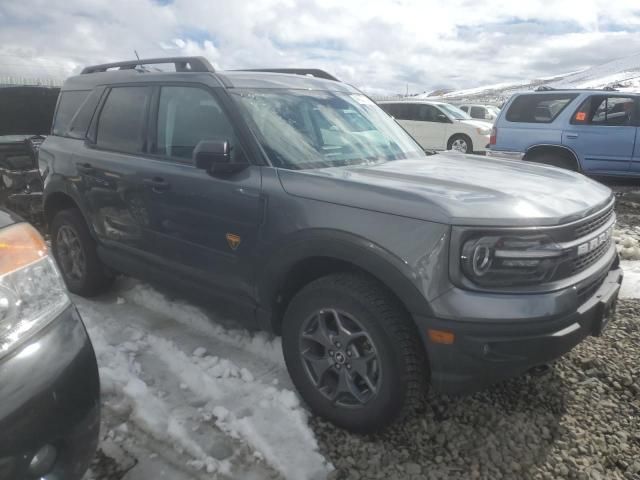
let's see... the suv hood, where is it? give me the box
[0,86,59,136]
[277,154,612,227]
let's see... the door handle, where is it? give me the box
[566,133,579,139]
[143,177,171,192]
[76,162,94,173]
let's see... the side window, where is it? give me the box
[572,96,636,126]
[393,103,411,121]
[378,103,395,116]
[459,106,469,112]
[96,86,150,153]
[470,106,485,119]
[505,94,579,123]
[52,90,90,136]
[416,105,439,122]
[67,89,103,140]
[154,86,235,160]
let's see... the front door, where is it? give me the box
[563,95,637,174]
[396,104,448,150]
[141,85,263,302]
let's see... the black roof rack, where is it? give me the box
[81,56,214,74]
[535,85,556,91]
[233,68,340,82]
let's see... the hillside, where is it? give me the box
[412,52,640,105]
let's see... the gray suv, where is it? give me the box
[39,57,623,432]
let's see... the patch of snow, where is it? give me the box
[76,279,331,480]
[621,261,640,299]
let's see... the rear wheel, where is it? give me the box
[51,208,114,296]
[447,134,473,154]
[282,273,426,433]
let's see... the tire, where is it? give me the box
[50,208,114,296]
[447,134,473,154]
[281,273,426,433]
[526,152,579,172]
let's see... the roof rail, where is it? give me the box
[233,68,340,82]
[81,56,214,74]
[535,85,556,91]
[603,86,618,91]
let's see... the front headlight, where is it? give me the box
[476,127,492,135]
[460,233,565,287]
[0,223,70,358]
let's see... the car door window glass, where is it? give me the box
[96,86,150,153]
[572,96,635,126]
[470,106,484,119]
[155,86,236,161]
[417,105,439,122]
[506,94,578,123]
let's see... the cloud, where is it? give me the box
[0,0,639,93]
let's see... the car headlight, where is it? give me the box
[460,233,565,287]
[476,127,492,135]
[0,223,70,358]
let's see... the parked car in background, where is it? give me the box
[378,100,492,153]
[488,89,640,177]
[458,104,500,121]
[0,86,59,222]
[40,57,622,433]
[0,210,100,480]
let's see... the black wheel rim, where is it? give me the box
[56,225,86,281]
[299,309,381,407]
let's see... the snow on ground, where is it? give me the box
[621,261,640,299]
[78,278,330,480]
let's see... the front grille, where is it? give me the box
[571,238,611,274]
[574,204,614,238]
[576,272,607,304]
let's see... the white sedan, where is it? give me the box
[378,100,492,153]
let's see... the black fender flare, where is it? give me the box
[256,229,433,332]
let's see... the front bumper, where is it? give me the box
[416,262,623,395]
[0,306,100,480]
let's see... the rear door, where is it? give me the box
[563,95,637,174]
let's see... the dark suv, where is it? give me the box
[40,57,623,432]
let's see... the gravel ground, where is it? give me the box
[85,183,640,480]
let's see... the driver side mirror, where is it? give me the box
[193,140,249,175]
[437,113,450,123]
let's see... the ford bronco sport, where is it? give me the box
[39,57,623,432]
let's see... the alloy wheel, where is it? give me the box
[451,138,468,153]
[299,309,381,407]
[56,225,86,281]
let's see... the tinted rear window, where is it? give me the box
[52,90,90,136]
[505,93,578,123]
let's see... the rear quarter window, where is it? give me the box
[505,93,579,123]
[52,90,90,136]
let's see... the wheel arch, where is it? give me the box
[256,231,433,336]
[524,144,581,171]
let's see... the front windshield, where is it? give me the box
[437,103,472,120]
[231,89,425,170]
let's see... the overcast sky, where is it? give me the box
[1,0,640,94]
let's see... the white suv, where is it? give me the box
[378,101,492,154]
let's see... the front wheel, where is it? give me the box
[447,134,473,154]
[282,273,426,433]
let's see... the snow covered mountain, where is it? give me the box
[412,52,640,106]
